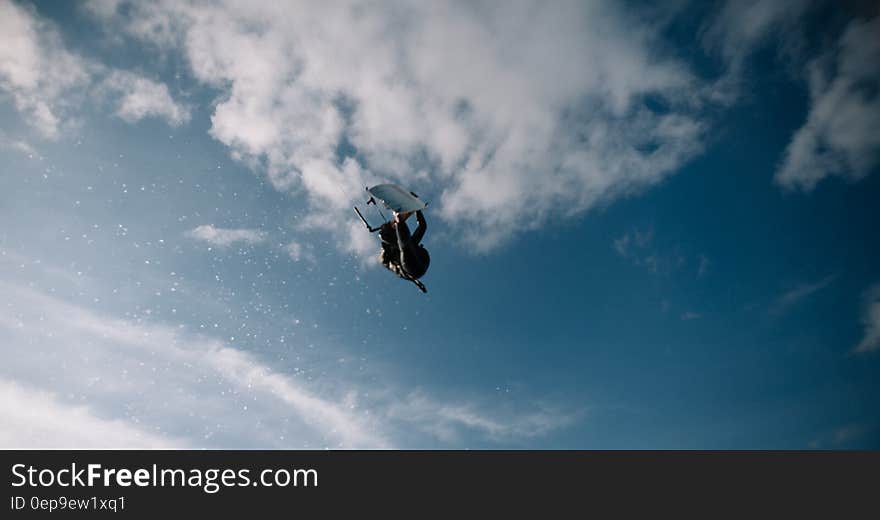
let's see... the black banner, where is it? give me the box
[2,451,876,516]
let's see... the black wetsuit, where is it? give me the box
[380,210,430,280]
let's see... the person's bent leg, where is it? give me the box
[395,221,426,278]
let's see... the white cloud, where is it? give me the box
[0,131,40,158]
[285,240,316,264]
[613,227,687,275]
[89,0,709,253]
[771,274,837,314]
[386,392,574,444]
[613,228,653,259]
[832,423,867,445]
[808,422,871,448]
[0,261,572,448]
[854,284,880,354]
[0,379,181,449]
[701,0,814,103]
[697,254,710,278]
[680,311,702,321]
[613,233,631,258]
[102,70,191,125]
[0,0,90,138]
[285,241,304,260]
[0,281,389,448]
[776,17,880,190]
[186,224,266,247]
[0,0,190,137]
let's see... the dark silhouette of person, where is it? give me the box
[378,210,429,290]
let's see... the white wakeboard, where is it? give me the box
[367,184,427,213]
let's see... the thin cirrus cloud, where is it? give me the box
[770,273,838,315]
[386,392,574,444]
[700,0,815,103]
[0,132,40,158]
[0,262,572,448]
[0,280,389,448]
[0,0,189,136]
[0,379,183,449]
[186,224,266,248]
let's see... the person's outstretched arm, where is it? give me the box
[412,210,427,244]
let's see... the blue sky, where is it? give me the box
[1,0,878,448]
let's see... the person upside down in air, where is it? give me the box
[379,209,430,289]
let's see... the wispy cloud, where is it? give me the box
[701,0,814,103]
[0,269,573,448]
[703,3,880,192]
[612,227,692,276]
[854,283,880,354]
[0,132,40,158]
[832,423,868,445]
[0,281,391,448]
[0,0,190,137]
[186,225,266,248]
[771,274,838,315]
[680,311,702,321]
[613,228,654,260]
[0,0,90,138]
[102,70,191,125]
[809,422,872,449]
[697,254,710,279]
[386,392,575,445]
[0,379,182,449]
[776,16,880,190]
[285,240,316,264]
